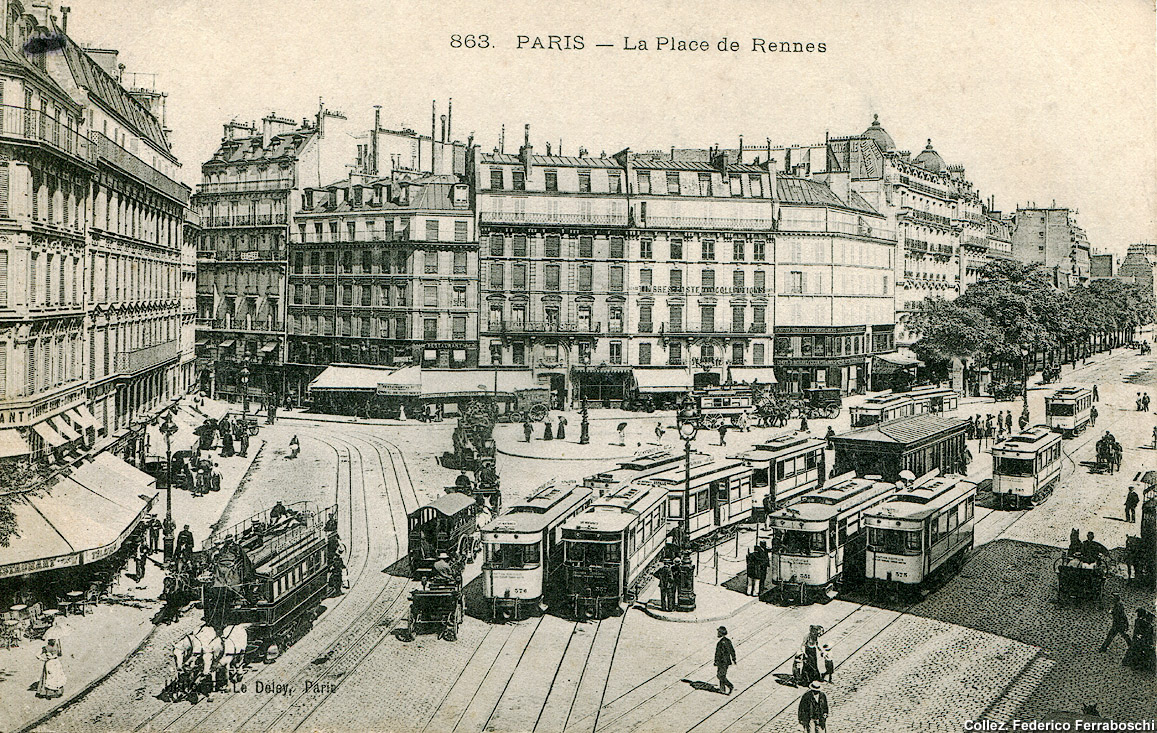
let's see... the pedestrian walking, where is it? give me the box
[718,424,728,446]
[714,626,737,695]
[797,681,829,732]
[523,420,533,443]
[238,427,250,457]
[289,435,300,459]
[35,641,65,699]
[655,561,674,612]
[1090,405,1098,428]
[655,422,665,442]
[175,524,194,573]
[148,516,161,552]
[1124,609,1156,672]
[557,416,567,440]
[1093,384,1099,402]
[212,463,222,492]
[1138,393,1144,412]
[820,644,834,682]
[754,543,768,597]
[1126,486,1141,523]
[617,422,628,446]
[1100,594,1131,652]
[801,639,823,685]
[737,412,750,432]
[800,416,809,433]
[543,421,554,441]
[1145,393,1152,412]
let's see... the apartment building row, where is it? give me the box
[0,0,191,465]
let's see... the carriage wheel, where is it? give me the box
[528,403,549,422]
[823,406,841,419]
[702,414,722,430]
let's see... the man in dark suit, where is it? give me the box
[797,681,829,732]
[714,626,736,695]
[1100,594,1130,653]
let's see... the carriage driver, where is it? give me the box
[432,552,456,586]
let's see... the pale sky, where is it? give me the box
[62,0,1157,257]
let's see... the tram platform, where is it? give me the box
[638,580,759,624]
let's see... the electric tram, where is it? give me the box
[991,426,1063,508]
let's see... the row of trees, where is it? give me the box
[909,260,1155,398]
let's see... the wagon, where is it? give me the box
[801,387,842,420]
[1055,556,1107,605]
[406,580,464,641]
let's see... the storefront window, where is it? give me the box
[800,336,813,357]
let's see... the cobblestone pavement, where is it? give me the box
[30,346,1156,732]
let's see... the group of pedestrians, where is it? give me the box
[522,416,567,442]
[1096,431,1123,474]
[1135,392,1152,412]
[1101,594,1155,672]
[968,410,1020,448]
[744,543,769,597]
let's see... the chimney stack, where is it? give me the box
[60,5,70,33]
[372,105,381,175]
[447,98,452,142]
[520,124,533,178]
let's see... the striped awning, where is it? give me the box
[50,416,80,442]
[33,421,67,448]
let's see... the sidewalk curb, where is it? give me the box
[639,596,758,624]
[495,443,636,461]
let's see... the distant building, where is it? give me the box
[1118,243,1157,294]
[1010,206,1091,288]
[1090,252,1115,280]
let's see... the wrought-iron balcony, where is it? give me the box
[196,317,283,333]
[0,104,91,162]
[195,178,295,195]
[486,320,602,334]
[115,340,179,374]
[480,211,628,226]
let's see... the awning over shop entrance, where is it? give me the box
[50,416,80,442]
[0,452,158,579]
[309,365,397,391]
[873,353,923,373]
[728,366,779,384]
[33,421,67,448]
[633,368,694,393]
[71,405,100,431]
[308,365,540,399]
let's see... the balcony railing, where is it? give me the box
[639,215,775,231]
[487,320,602,334]
[289,228,412,245]
[115,340,179,374]
[665,323,768,336]
[205,213,288,228]
[775,218,895,241]
[0,104,91,162]
[196,179,295,195]
[480,211,628,226]
[91,132,188,204]
[197,317,283,332]
[900,207,954,229]
[198,249,287,262]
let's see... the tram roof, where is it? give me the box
[1046,386,1092,401]
[483,481,592,534]
[641,457,749,488]
[992,426,1060,455]
[583,450,705,491]
[831,413,969,446]
[856,386,958,408]
[422,492,478,517]
[730,433,825,462]
[867,477,976,521]
[565,482,667,532]
[773,476,895,521]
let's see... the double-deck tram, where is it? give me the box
[864,473,977,594]
[731,433,827,515]
[481,480,594,620]
[1045,387,1093,437]
[561,481,669,619]
[766,473,909,604]
[991,426,1063,508]
[848,386,960,428]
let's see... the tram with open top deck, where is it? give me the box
[638,456,754,548]
[481,480,594,621]
[561,480,669,619]
[767,472,911,604]
[848,386,960,428]
[992,426,1064,508]
[1044,386,1093,437]
[864,473,977,595]
[731,433,827,517]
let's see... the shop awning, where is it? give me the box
[0,452,157,579]
[195,338,209,346]
[218,339,236,349]
[728,366,778,384]
[71,405,100,431]
[0,428,30,458]
[874,353,923,373]
[310,365,397,391]
[633,368,694,393]
[33,421,67,448]
[50,416,80,442]
[260,341,278,353]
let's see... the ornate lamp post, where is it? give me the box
[240,362,251,419]
[675,402,699,612]
[159,412,178,563]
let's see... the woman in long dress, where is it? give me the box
[36,640,65,698]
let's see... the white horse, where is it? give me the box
[171,624,248,699]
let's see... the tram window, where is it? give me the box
[695,490,710,514]
[1046,403,1074,416]
[668,496,681,518]
[996,457,1034,477]
[869,528,920,554]
[948,508,959,531]
[487,542,540,569]
[776,461,787,480]
[838,520,848,544]
[774,529,824,555]
[754,468,769,488]
[715,480,729,503]
[930,519,941,546]
[805,452,817,470]
[964,497,974,520]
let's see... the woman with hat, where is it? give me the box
[36,638,65,699]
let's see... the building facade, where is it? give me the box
[283,174,477,398]
[1118,243,1157,294]
[0,1,188,465]
[1010,205,1091,288]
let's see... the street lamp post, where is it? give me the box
[676,402,699,612]
[241,362,251,419]
[159,412,178,563]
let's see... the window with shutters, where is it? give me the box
[424,285,438,307]
[578,169,591,192]
[27,339,36,394]
[512,170,525,191]
[609,236,624,258]
[453,251,467,274]
[666,172,680,194]
[0,162,8,217]
[733,270,745,290]
[544,235,561,258]
[489,234,504,256]
[640,269,652,289]
[639,304,653,332]
[341,284,352,306]
[424,252,438,274]
[732,241,745,261]
[544,170,558,192]
[610,341,623,364]
[670,269,683,292]
[702,239,715,260]
[513,262,527,288]
[0,345,5,397]
[749,175,764,197]
[490,168,504,190]
[489,264,504,288]
[578,236,593,258]
[452,315,466,340]
[608,172,622,193]
[789,271,804,294]
[59,256,65,304]
[454,220,468,242]
[669,304,683,331]
[638,342,651,365]
[425,219,439,241]
[637,170,651,194]
[29,252,37,305]
[578,265,592,291]
[701,269,715,290]
[609,266,624,291]
[512,235,527,257]
[640,239,653,259]
[754,270,766,292]
[31,169,38,219]
[545,265,560,290]
[753,343,765,365]
[452,285,466,308]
